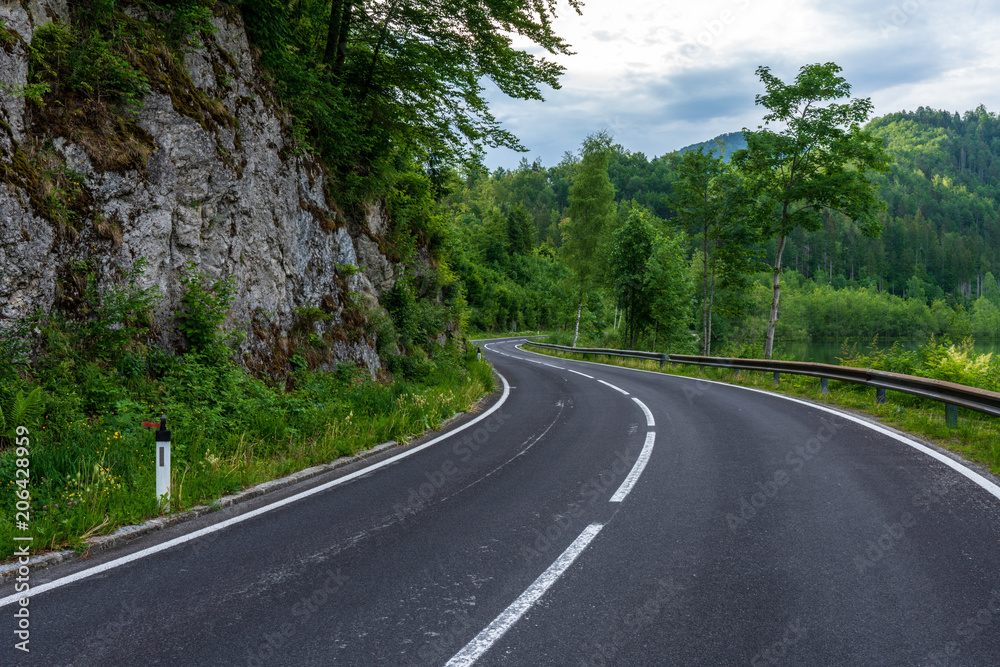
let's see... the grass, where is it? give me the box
[466,329,551,341]
[523,343,1000,477]
[0,347,495,561]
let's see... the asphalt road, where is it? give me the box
[3,337,1000,666]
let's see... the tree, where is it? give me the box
[984,272,1000,307]
[609,206,656,349]
[505,202,535,256]
[562,132,617,346]
[906,275,927,304]
[672,149,763,355]
[323,0,353,78]
[733,62,892,358]
[323,0,583,165]
[482,209,510,266]
[646,232,695,352]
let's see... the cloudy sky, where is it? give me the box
[483,0,996,169]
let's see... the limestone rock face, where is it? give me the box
[0,1,396,374]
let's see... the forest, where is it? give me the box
[443,106,1000,354]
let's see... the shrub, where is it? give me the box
[176,262,240,359]
[29,19,150,108]
[921,338,997,390]
[838,338,918,375]
[0,19,17,50]
[74,258,162,361]
[293,306,331,333]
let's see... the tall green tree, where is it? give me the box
[972,297,1000,340]
[984,272,1000,307]
[323,0,353,78]
[646,232,695,352]
[609,206,656,349]
[505,202,535,256]
[672,149,763,355]
[322,0,583,166]
[562,132,617,346]
[733,62,891,358]
[906,275,927,303]
[608,206,693,351]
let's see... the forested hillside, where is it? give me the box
[678,131,748,161]
[444,107,1000,350]
[786,107,1000,298]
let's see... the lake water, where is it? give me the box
[778,340,1000,365]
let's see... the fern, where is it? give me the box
[0,387,44,438]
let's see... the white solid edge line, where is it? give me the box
[445,523,604,667]
[0,373,513,609]
[632,397,655,427]
[731,385,1000,503]
[610,432,656,502]
[598,379,629,395]
[566,369,593,379]
[514,344,1000,505]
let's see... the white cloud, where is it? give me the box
[483,0,1000,168]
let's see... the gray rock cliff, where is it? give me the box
[0,0,395,375]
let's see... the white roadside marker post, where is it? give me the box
[156,416,171,508]
[143,416,172,510]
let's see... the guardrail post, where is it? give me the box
[733,369,739,378]
[876,387,887,405]
[821,377,829,395]
[660,354,668,368]
[945,404,958,428]
[773,372,780,386]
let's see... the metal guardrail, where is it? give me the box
[523,341,1000,425]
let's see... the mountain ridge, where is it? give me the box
[676,131,748,160]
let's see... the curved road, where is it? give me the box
[3,337,1000,666]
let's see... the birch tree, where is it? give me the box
[562,132,616,346]
[733,62,891,358]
